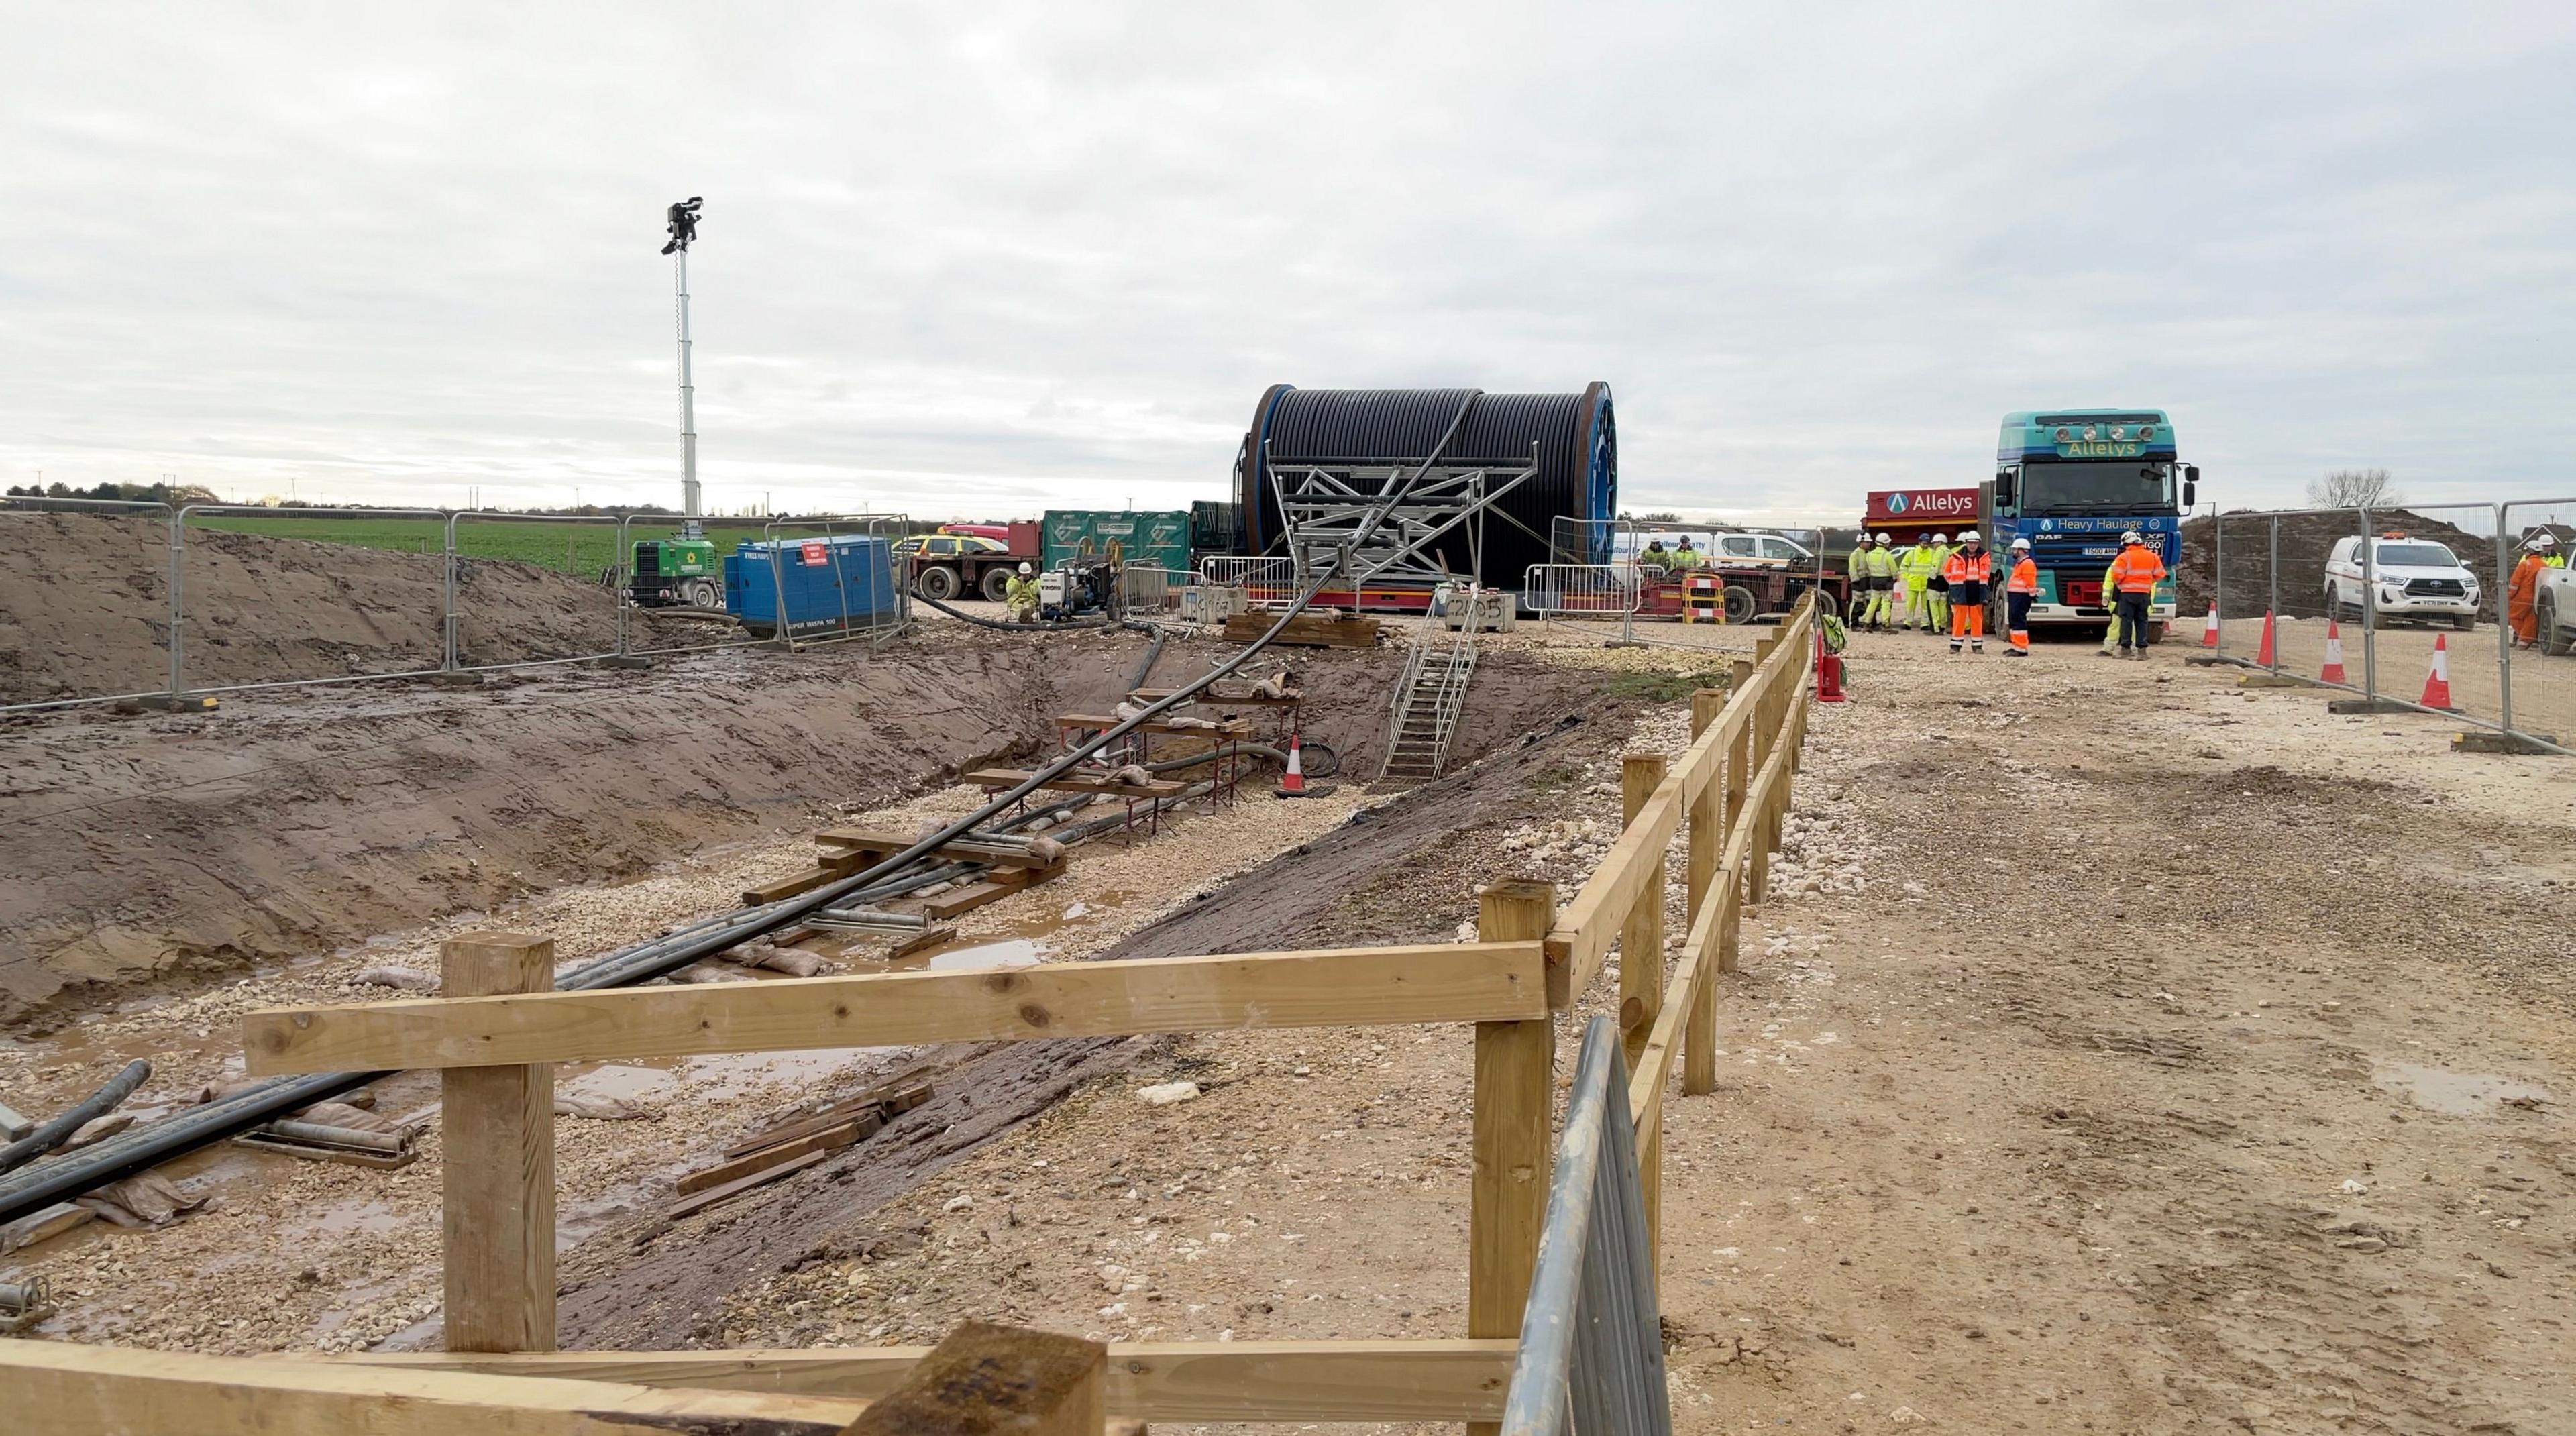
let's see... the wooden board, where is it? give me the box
[676,1113,877,1195]
[1221,612,1379,648]
[439,930,555,1355]
[963,768,1191,799]
[0,1339,865,1436]
[1055,713,1253,737]
[814,828,1061,869]
[724,1080,931,1158]
[243,942,1550,1073]
[920,879,1022,920]
[335,1338,1517,1423]
[1128,687,1304,707]
[667,1148,830,1220]
[846,1322,1102,1436]
[741,854,867,906]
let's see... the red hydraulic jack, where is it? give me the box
[1815,623,1847,702]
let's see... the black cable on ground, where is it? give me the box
[0,1059,152,1176]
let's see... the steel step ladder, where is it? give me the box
[1381,621,1479,781]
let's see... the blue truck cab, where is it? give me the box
[1986,410,2199,640]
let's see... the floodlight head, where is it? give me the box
[661,196,704,254]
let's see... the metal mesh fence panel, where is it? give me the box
[451,511,627,668]
[175,505,453,696]
[2355,502,2501,728]
[0,499,178,710]
[2500,497,2576,747]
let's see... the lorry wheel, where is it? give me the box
[1722,585,1758,625]
[2145,620,2168,646]
[686,577,721,610]
[917,565,961,601]
[1810,588,1841,620]
[981,567,1014,603]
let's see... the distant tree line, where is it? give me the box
[6,480,220,504]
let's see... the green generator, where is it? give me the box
[631,527,722,609]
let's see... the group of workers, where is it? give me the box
[2508,531,2565,649]
[1639,536,1706,571]
[1849,528,2170,659]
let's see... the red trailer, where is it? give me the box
[904,520,1042,602]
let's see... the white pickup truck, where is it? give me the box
[2537,562,2576,653]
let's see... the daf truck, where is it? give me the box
[1986,410,2198,642]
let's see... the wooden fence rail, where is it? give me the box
[13,599,1820,1433]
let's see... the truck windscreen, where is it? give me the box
[2020,461,2175,512]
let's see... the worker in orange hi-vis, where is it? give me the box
[2003,537,2039,657]
[2508,532,2562,648]
[2106,529,2168,659]
[1942,531,1994,655]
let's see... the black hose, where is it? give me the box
[912,591,1114,632]
[1127,624,1167,691]
[0,1059,152,1176]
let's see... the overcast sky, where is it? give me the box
[5,3,2573,524]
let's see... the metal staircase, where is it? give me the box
[1381,621,1479,781]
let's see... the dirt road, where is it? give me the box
[711,627,2575,1434]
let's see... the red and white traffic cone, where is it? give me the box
[2201,602,2220,649]
[2321,619,2347,684]
[2420,632,2455,710]
[1274,732,1308,797]
[2257,610,2278,668]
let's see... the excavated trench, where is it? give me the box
[0,616,1654,1350]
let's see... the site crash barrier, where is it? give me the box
[2203,498,2576,756]
[0,498,922,716]
[7,599,1821,1433]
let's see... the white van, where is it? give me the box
[2322,534,2481,629]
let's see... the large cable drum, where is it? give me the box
[1233,384,1618,581]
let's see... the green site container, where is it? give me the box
[1042,510,1191,573]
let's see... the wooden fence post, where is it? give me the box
[1469,879,1554,1436]
[1617,753,1668,1266]
[1719,659,1754,975]
[441,931,556,1354]
[1685,688,1726,1097]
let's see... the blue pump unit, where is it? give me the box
[724,535,902,638]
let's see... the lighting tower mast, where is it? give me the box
[662,197,704,517]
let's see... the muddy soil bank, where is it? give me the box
[0,622,1625,1029]
[551,673,1646,1348]
[0,511,710,704]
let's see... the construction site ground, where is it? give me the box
[5,612,2573,1435]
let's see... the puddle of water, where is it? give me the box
[2375,1060,2551,1116]
[924,938,1047,971]
[559,1063,680,1104]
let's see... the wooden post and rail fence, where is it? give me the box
[4,599,1821,1434]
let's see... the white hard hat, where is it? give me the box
[1876,532,1892,543]
[2010,537,2031,550]
[2121,529,2144,544]
[1017,561,1033,575]
[1929,532,1948,543]
[2528,533,2559,551]
[1960,530,1982,543]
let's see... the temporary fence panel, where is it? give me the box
[1199,556,1298,606]
[732,519,909,649]
[1521,565,1641,619]
[2500,497,2576,747]
[176,504,455,698]
[449,511,628,671]
[0,498,180,712]
[1117,565,1196,615]
[1501,1016,1671,1436]
[611,513,775,662]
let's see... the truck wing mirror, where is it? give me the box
[1992,470,2016,508]
[2182,465,2200,510]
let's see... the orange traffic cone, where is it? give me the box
[2321,619,2347,684]
[2420,632,2455,710]
[1274,732,1309,797]
[2257,610,2277,667]
[2201,602,2220,649]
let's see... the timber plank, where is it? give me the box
[336,1338,1518,1423]
[1128,687,1304,707]
[814,828,1059,869]
[0,1339,865,1436]
[243,942,1551,1072]
[963,768,1191,799]
[439,931,555,1354]
[724,1079,930,1158]
[1055,713,1253,737]
[676,1115,876,1195]
[667,1148,829,1219]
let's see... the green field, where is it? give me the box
[193,516,786,577]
